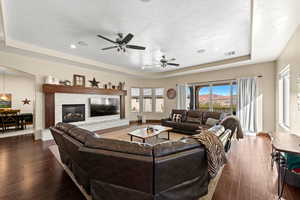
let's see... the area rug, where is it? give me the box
[49,145,223,200]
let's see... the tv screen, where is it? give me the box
[90,97,120,117]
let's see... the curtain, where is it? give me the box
[237,77,257,134]
[176,84,187,109]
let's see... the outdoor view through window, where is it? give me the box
[187,81,237,114]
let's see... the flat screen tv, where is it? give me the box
[90,97,120,117]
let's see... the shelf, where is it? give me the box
[42,84,127,96]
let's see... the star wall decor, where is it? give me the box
[89,78,100,88]
[22,98,31,105]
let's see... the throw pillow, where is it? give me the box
[219,112,230,121]
[208,125,225,137]
[172,114,182,123]
[206,118,220,126]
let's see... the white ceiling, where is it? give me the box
[0,0,299,77]
[3,0,251,72]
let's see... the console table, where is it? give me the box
[271,132,300,199]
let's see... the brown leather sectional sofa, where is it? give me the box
[50,123,210,200]
[161,109,228,135]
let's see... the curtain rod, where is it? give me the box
[185,75,263,86]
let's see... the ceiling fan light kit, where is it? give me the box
[97,33,146,53]
[142,55,180,69]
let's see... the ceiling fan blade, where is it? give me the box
[168,58,176,62]
[97,34,116,44]
[126,45,146,50]
[167,63,180,66]
[101,46,118,50]
[122,33,134,44]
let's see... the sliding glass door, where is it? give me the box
[193,81,237,114]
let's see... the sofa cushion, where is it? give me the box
[66,127,96,143]
[85,135,153,156]
[178,122,201,131]
[161,120,180,129]
[187,110,203,118]
[202,112,221,124]
[55,122,77,132]
[205,118,220,127]
[153,138,201,157]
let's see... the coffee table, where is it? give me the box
[128,125,173,143]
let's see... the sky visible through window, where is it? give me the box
[199,85,237,96]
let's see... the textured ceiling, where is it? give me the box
[3,0,251,72]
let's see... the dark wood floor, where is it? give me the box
[0,135,85,200]
[0,134,299,200]
[212,135,300,200]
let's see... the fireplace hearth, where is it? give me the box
[62,104,85,123]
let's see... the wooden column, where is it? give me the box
[120,95,126,119]
[44,93,55,128]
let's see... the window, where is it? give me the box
[155,88,164,112]
[279,67,290,128]
[143,88,153,112]
[131,88,140,112]
[211,84,232,112]
[197,85,210,110]
[131,87,164,113]
[195,81,237,114]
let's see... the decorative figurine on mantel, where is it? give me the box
[59,80,71,86]
[89,77,100,88]
[118,81,125,90]
[108,82,112,89]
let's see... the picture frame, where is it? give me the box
[73,74,85,87]
[0,93,12,108]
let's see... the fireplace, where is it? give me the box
[62,104,85,123]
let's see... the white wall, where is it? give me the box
[0,73,34,113]
[276,25,300,135]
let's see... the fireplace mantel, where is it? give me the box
[43,84,127,128]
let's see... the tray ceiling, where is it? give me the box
[3,0,252,72]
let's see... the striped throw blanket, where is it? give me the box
[191,131,227,178]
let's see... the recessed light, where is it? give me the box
[197,49,206,54]
[70,44,77,49]
[78,41,88,46]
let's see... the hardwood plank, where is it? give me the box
[0,130,299,200]
[212,136,300,200]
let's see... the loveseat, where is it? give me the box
[50,123,211,200]
[161,109,229,135]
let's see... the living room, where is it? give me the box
[0,0,300,200]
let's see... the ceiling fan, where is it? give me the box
[97,33,146,52]
[143,55,180,69]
